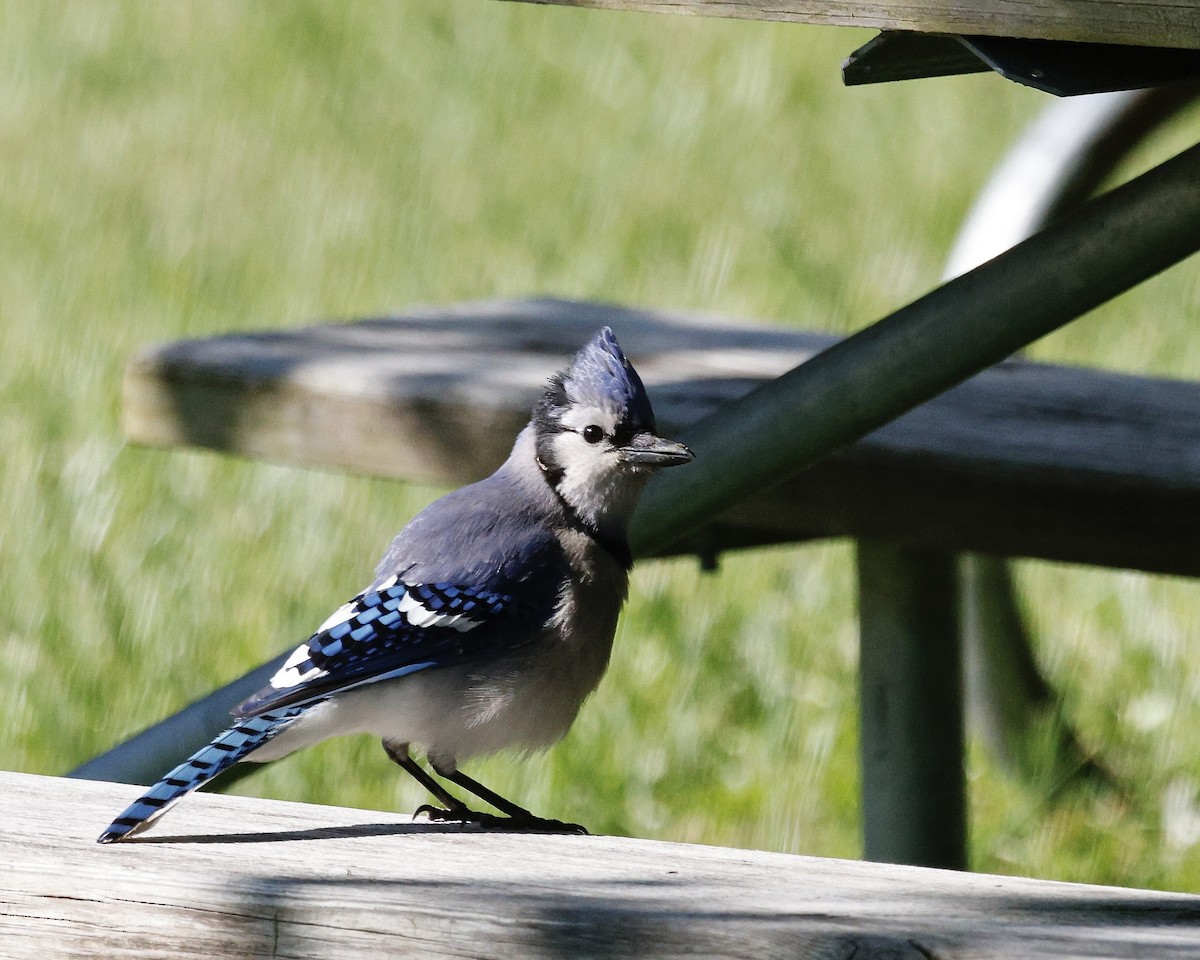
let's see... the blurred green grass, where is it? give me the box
[3,0,1200,889]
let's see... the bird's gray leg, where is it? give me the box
[383,740,586,833]
[434,760,588,835]
[382,740,511,828]
[439,768,533,818]
[382,740,469,816]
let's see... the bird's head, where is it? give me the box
[532,327,693,537]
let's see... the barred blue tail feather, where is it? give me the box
[96,707,307,843]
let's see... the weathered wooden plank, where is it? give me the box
[123,298,1200,577]
[504,0,1200,51]
[4,769,1200,958]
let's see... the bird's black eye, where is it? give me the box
[582,425,604,444]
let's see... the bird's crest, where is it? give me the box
[535,327,655,433]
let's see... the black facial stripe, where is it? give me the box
[549,482,633,570]
[535,453,564,487]
[533,444,632,570]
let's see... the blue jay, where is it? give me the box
[98,327,693,843]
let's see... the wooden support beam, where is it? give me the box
[630,140,1200,561]
[6,770,1200,958]
[505,0,1200,51]
[858,543,966,870]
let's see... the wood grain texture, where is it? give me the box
[504,0,1200,51]
[5,770,1200,959]
[123,299,1200,576]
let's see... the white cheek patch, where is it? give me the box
[550,432,626,516]
[551,431,614,472]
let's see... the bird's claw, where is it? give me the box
[414,803,588,835]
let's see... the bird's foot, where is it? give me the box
[414,803,588,835]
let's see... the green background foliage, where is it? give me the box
[3,0,1200,889]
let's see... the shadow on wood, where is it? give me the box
[6,771,1200,959]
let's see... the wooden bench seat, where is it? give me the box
[124,297,1200,576]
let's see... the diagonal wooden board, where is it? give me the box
[123,298,1200,575]
[4,770,1200,959]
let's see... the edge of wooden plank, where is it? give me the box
[508,0,1200,51]
[6,769,1200,959]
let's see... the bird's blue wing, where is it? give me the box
[237,465,569,719]
[234,575,558,718]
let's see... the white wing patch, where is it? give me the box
[315,601,358,634]
[398,591,483,632]
[268,583,486,692]
[270,643,324,690]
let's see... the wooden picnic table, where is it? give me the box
[76,0,1200,883]
[8,769,1200,958]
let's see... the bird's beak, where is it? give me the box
[618,432,695,468]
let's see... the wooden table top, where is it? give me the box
[512,0,1200,51]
